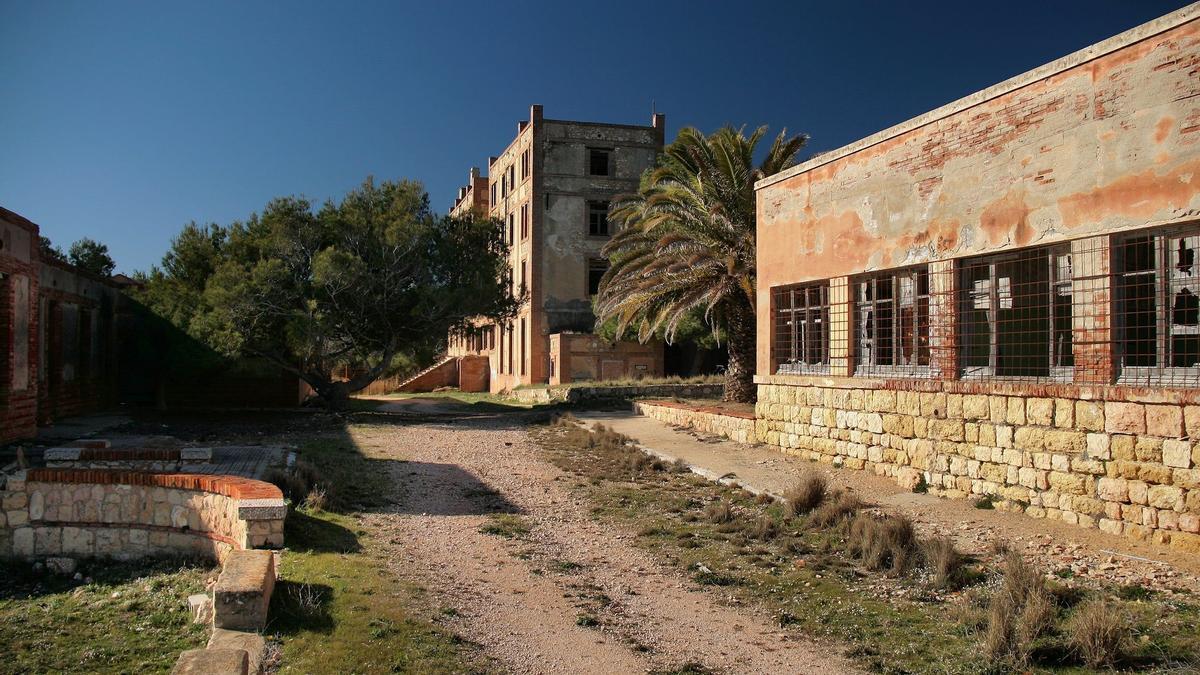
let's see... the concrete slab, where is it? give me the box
[171,648,248,675]
[214,550,276,631]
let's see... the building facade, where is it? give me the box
[448,105,666,392]
[449,166,490,218]
[753,7,1200,551]
[1,207,122,444]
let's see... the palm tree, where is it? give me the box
[596,126,807,402]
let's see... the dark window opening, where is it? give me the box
[855,268,930,376]
[772,283,830,374]
[958,246,1072,380]
[1116,229,1200,383]
[588,201,610,236]
[588,259,607,296]
[588,148,611,176]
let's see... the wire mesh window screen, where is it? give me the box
[854,267,931,376]
[773,283,830,374]
[958,245,1073,381]
[1115,228,1200,386]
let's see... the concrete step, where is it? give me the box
[214,549,276,631]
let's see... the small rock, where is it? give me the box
[187,593,214,624]
[45,557,77,576]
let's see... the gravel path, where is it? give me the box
[353,418,858,675]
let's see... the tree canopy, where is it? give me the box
[136,177,517,406]
[68,237,116,277]
[596,126,806,402]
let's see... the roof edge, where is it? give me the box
[754,2,1200,191]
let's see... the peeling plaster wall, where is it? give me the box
[754,11,1200,376]
[540,120,659,334]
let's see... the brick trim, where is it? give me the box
[24,469,282,501]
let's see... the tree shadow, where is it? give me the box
[284,509,361,554]
[387,461,521,516]
[267,579,336,635]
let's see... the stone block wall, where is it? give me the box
[634,400,757,444]
[755,379,1200,553]
[0,469,285,561]
[511,382,723,404]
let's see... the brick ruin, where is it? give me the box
[750,6,1200,551]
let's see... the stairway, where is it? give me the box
[395,355,460,393]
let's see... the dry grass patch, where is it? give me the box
[983,551,1057,667]
[1067,599,1128,669]
[807,489,862,529]
[704,499,734,524]
[847,513,919,576]
[924,536,966,589]
[782,472,827,518]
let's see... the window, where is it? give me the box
[501,173,507,199]
[855,267,930,376]
[520,203,529,240]
[507,213,514,245]
[520,258,528,295]
[521,149,530,179]
[508,164,516,192]
[588,201,610,236]
[507,324,514,374]
[490,182,496,206]
[588,259,607,296]
[958,245,1073,380]
[587,147,611,176]
[520,318,526,376]
[772,283,830,374]
[1116,228,1200,385]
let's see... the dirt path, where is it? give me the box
[353,418,859,675]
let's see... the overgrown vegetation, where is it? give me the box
[533,421,1200,674]
[0,557,212,674]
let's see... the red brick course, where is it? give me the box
[25,468,283,501]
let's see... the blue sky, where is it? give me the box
[0,0,1190,273]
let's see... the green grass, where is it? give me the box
[532,423,1200,674]
[270,429,488,673]
[271,508,482,674]
[479,513,532,539]
[0,557,213,674]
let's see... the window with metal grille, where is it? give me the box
[1116,227,1200,385]
[958,245,1073,380]
[855,267,930,376]
[588,201,610,236]
[588,148,610,176]
[772,283,830,374]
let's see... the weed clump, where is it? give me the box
[479,514,532,539]
[807,489,862,529]
[704,500,734,525]
[983,551,1056,667]
[847,513,919,576]
[1066,600,1127,668]
[924,536,965,589]
[748,515,779,541]
[783,472,827,518]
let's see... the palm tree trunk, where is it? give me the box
[723,300,757,403]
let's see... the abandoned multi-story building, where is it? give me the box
[752,6,1200,552]
[449,166,490,219]
[443,105,667,393]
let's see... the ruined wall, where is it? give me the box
[0,209,39,444]
[635,400,757,444]
[540,119,661,334]
[37,260,121,424]
[548,332,663,385]
[755,11,1200,375]
[0,469,285,561]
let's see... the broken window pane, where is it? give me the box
[855,268,929,376]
